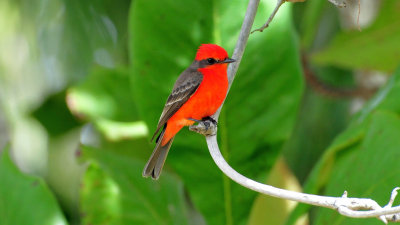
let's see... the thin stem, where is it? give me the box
[251,0,286,34]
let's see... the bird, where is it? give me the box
[142,44,235,180]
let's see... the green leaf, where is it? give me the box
[312,0,400,72]
[0,147,68,225]
[129,0,303,224]
[80,164,124,225]
[314,110,400,225]
[67,67,147,140]
[283,67,353,184]
[285,66,400,225]
[80,145,193,225]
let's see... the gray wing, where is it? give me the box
[151,67,203,142]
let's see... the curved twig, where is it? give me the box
[189,0,400,223]
[251,0,285,34]
[252,0,346,34]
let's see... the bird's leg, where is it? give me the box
[187,118,202,123]
[188,117,218,136]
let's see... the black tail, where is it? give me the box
[142,126,174,180]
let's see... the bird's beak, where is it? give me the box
[221,58,236,64]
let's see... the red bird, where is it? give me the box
[143,44,235,179]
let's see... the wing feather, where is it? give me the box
[151,67,203,142]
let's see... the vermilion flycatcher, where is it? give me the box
[143,44,235,179]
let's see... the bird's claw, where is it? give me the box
[203,116,217,126]
[189,117,218,136]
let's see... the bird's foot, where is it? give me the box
[203,116,217,126]
[188,117,218,136]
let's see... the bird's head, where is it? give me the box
[195,44,236,68]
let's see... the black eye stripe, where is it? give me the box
[206,58,217,65]
[197,58,221,68]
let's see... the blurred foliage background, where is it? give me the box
[0,0,400,225]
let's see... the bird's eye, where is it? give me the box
[207,58,217,65]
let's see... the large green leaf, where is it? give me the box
[314,110,400,225]
[285,67,400,225]
[0,147,68,225]
[283,66,353,184]
[129,0,303,224]
[80,145,193,225]
[312,0,400,72]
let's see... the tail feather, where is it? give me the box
[143,127,174,180]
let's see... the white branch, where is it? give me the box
[205,135,400,223]
[189,0,400,223]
